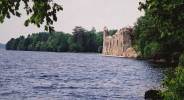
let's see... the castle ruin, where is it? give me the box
[102,27,137,58]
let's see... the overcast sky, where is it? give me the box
[0,0,143,43]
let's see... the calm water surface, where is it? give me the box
[0,49,166,100]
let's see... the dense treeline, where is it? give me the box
[135,0,184,99]
[6,26,117,53]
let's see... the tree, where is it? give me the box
[17,36,25,50]
[0,0,63,32]
[85,29,98,52]
[72,26,87,52]
[134,0,184,62]
[6,38,15,50]
[135,1,184,99]
[6,26,104,53]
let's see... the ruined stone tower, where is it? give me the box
[102,27,137,58]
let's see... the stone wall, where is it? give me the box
[102,27,137,58]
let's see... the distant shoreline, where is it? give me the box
[0,43,5,49]
[5,49,100,54]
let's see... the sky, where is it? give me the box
[0,0,143,43]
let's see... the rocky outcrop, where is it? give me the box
[145,90,163,100]
[102,27,137,58]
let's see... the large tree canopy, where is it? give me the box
[134,0,184,62]
[0,0,63,32]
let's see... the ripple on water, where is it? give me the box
[0,50,167,100]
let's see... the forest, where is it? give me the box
[6,26,117,53]
[134,0,184,99]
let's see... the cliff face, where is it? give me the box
[102,27,137,58]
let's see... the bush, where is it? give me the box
[179,53,184,66]
[143,42,160,58]
[162,67,184,100]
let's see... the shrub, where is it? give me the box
[143,42,160,58]
[179,53,184,66]
[162,67,184,100]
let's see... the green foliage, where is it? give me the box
[6,26,105,53]
[143,42,160,58]
[134,0,184,62]
[162,67,184,100]
[0,0,62,32]
[179,53,184,66]
[136,1,184,99]
[134,15,161,58]
[69,43,81,52]
[96,32,103,46]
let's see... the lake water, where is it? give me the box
[0,49,166,100]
